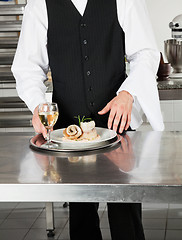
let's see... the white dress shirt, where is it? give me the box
[11,0,164,131]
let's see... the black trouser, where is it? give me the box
[69,202,145,240]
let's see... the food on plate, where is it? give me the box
[62,116,100,142]
[63,124,82,140]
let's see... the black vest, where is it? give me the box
[46,0,126,128]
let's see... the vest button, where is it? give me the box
[90,102,94,107]
[81,23,86,27]
[84,55,89,61]
[87,71,91,76]
[88,86,93,91]
[83,40,87,45]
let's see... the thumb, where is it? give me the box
[41,125,47,139]
[98,102,111,115]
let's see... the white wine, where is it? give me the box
[39,111,58,129]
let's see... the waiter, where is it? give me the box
[12,0,164,239]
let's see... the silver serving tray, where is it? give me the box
[29,133,122,153]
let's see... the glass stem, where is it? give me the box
[47,128,51,144]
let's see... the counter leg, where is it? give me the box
[45,202,55,237]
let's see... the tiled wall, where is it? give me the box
[161,100,182,131]
[138,100,182,131]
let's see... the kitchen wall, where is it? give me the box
[138,0,182,131]
[146,0,182,60]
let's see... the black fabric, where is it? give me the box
[69,202,102,240]
[69,202,145,240]
[45,0,126,129]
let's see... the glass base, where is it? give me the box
[41,141,58,149]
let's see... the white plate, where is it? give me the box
[51,127,117,150]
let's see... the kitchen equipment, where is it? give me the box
[157,52,171,81]
[164,14,182,79]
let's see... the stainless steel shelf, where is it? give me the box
[0,4,25,16]
[0,111,32,128]
[0,97,27,108]
[0,21,22,32]
[0,4,30,130]
[0,37,18,48]
[0,67,15,83]
[0,53,14,65]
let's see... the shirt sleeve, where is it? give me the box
[11,0,49,113]
[116,0,164,131]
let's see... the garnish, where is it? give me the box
[74,115,92,126]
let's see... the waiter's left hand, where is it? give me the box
[98,90,133,133]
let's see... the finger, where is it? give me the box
[125,113,131,130]
[112,111,122,132]
[125,134,132,152]
[120,136,127,152]
[98,101,112,115]
[119,113,127,133]
[40,125,47,139]
[108,107,117,129]
[35,124,47,139]
[32,117,47,139]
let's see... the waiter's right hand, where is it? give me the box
[32,105,47,139]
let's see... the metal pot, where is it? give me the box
[164,39,182,73]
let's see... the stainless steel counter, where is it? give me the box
[0,131,182,203]
[158,78,182,100]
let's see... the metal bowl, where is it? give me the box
[164,39,182,73]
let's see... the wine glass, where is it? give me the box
[38,102,59,148]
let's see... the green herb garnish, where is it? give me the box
[74,115,92,126]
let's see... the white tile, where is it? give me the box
[0,218,35,229]
[64,220,69,229]
[0,218,4,225]
[24,228,61,240]
[163,122,175,131]
[8,209,42,219]
[168,208,182,218]
[39,207,69,218]
[0,203,18,210]
[0,229,28,240]
[169,204,182,209]
[142,209,168,219]
[143,218,166,230]
[166,230,182,240]
[160,102,174,122]
[142,203,169,210]
[167,219,182,230]
[174,103,182,122]
[15,202,45,209]
[58,227,69,240]
[160,100,174,105]
[0,210,12,219]
[174,122,182,131]
[32,217,67,229]
[144,229,165,240]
